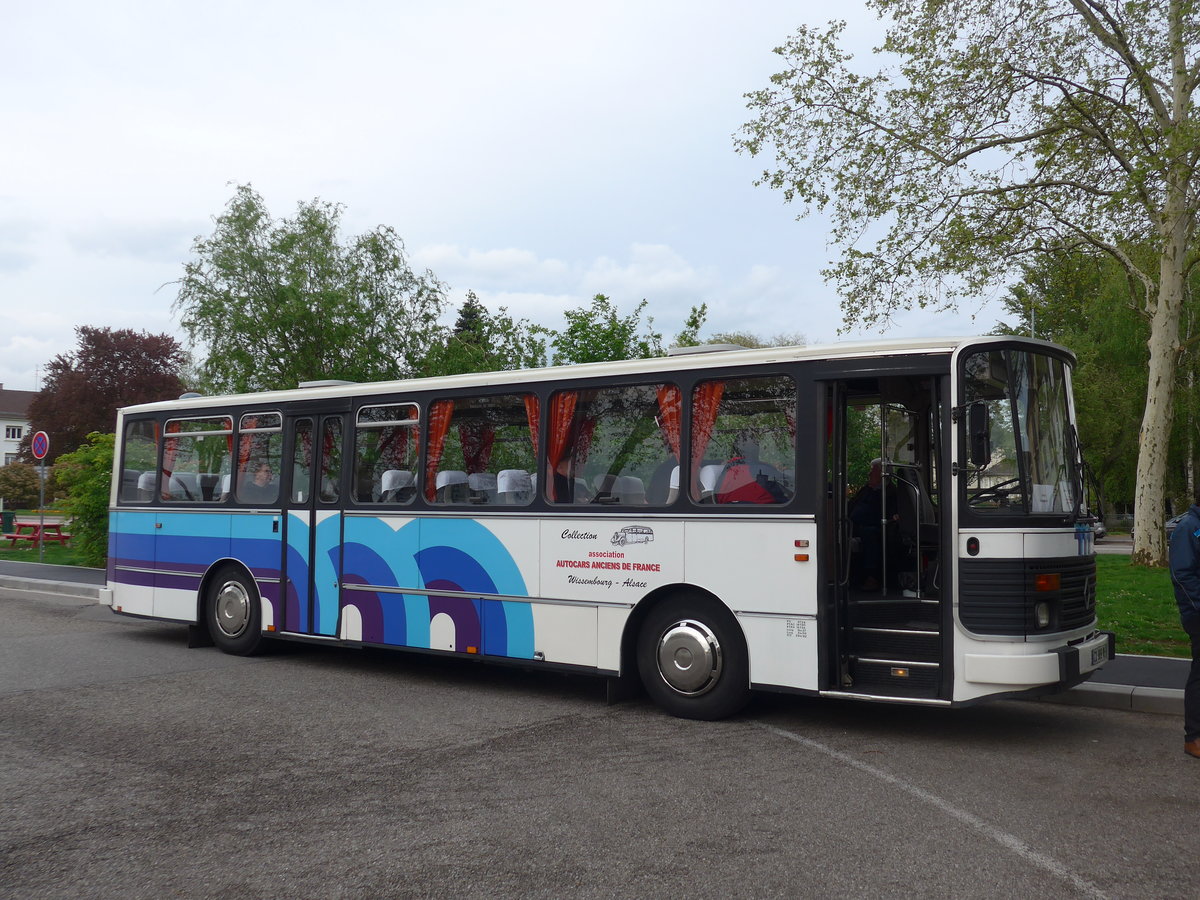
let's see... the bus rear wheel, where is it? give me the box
[206,566,263,656]
[637,594,749,720]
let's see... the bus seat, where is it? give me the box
[137,471,156,502]
[666,465,680,504]
[614,475,646,504]
[381,469,415,502]
[698,464,724,502]
[121,469,140,500]
[497,469,532,504]
[435,470,470,503]
[218,473,231,500]
[468,472,498,504]
[169,472,199,501]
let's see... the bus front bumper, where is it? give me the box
[963,631,1116,687]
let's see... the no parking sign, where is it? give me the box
[31,431,49,460]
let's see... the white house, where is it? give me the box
[0,384,37,467]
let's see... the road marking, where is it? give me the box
[758,722,1107,900]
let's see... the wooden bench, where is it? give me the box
[3,519,71,547]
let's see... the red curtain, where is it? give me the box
[689,381,725,496]
[424,399,455,501]
[238,416,258,478]
[547,392,577,501]
[656,384,681,459]
[524,394,540,457]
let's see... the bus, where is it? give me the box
[102,335,1113,720]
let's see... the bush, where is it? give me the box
[0,462,41,509]
[53,433,114,568]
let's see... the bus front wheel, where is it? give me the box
[636,594,749,720]
[206,566,263,656]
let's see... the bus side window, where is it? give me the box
[690,376,796,505]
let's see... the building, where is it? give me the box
[0,384,37,466]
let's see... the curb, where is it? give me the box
[2,575,100,604]
[1040,681,1184,716]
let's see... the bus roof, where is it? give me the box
[119,334,1071,415]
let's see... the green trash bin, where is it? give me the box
[1,511,13,534]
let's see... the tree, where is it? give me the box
[53,433,114,568]
[420,291,548,377]
[174,184,448,393]
[708,330,807,349]
[26,326,186,463]
[0,463,40,509]
[550,295,664,365]
[738,0,1200,565]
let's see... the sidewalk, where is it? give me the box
[0,560,1187,715]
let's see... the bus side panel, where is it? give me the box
[229,512,284,630]
[108,510,156,617]
[683,519,820,691]
[542,519,685,670]
[340,516,538,660]
[153,512,232,621]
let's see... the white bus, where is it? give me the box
[103,336,1113,719]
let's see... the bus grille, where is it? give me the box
[959,555,1096,636]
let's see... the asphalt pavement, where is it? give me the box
[0,549,1187,717]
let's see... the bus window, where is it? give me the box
[354,404,419,504]
[291,419,313,503]
[161,416,233,503]
[690,375,796,504]
[320,419,342,503]
[235,412,282,505]
[425,394,539,505]
[119,418,159,502]
[546,384,680,506]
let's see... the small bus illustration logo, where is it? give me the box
[611,525,654,546]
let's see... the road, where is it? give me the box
[2,587,1195,899]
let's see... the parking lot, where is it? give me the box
[3,587,1196,898]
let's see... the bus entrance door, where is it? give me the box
[828,376,947,700]
[281,410,347,637]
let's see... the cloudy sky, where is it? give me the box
[0,0,1007,393]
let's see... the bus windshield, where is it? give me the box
[962,347,1080,517]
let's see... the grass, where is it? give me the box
[0,541,90,566]
[1095,555,1188,657]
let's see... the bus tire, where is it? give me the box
[206,566,262,656]
[636,594,749,720]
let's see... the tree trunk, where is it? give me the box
[1132,253,1187,566]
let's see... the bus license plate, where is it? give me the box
[1089,642,1108,668]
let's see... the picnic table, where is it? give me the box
[3,519,71,547]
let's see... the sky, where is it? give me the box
[0,0,1009,393]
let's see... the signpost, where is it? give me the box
[31,431,48,563]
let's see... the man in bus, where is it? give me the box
[850,458,897,591]
[241,461,278,504]
[1167,488,1200,759]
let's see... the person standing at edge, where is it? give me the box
[1167,489,1200,759]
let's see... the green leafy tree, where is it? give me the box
[551,295,664,365]
[708,330,806,349]
[421,291,548,377]
[0,463,40,510]
[52,433,114,568]
[174,184,447,393]
[672,303,709,349]
[739,0,1200,565]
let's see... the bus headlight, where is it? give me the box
[1035,601,1051,629]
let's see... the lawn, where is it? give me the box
[0,541,90,567]
[1095,555,1188,657]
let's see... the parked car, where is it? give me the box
[1166,513,1186,538]
[1093,518,1108,540]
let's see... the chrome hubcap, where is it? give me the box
[656,619,722,695]
[214,580,250,639]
